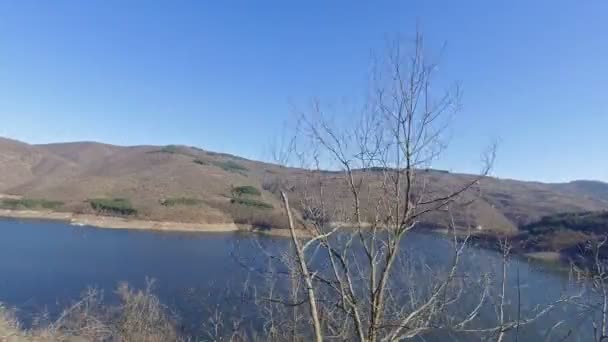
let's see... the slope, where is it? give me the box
[0,137,607,232]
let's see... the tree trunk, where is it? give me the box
[281,191,323,342]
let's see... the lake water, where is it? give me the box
[0,218,595,341]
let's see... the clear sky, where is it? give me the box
[0,1,606,183]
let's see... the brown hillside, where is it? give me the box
[0,137,606,231]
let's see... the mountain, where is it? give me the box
[549,180,608,203]
[1,137,607,232]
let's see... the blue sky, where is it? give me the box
[0,1,606,182]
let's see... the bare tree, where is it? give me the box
[252,27,587,342]
[215,26,594,342]
[263,29,494,342]
[281,190,323,341]
[456,239,575,341]
[570,235,608,342]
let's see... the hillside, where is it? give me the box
[1,137,607,233]
[512,211,608,263]
[549,180,608,203]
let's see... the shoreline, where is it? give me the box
[524,251,563,262]
[0,209,240,233]
[0,209,574,265]
[0,209,313,238]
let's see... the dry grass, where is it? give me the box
[0,304,23,339]
[0,280,182,342]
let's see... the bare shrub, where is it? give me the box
[0,281,182,342]
[570,235,608,342]
[47,288,112,341]
[219,200,287,231]
[114,279,180,342]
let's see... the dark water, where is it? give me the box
[0,219,594,340]
[0,219,270,331]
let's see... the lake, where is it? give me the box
[0,218,595,340]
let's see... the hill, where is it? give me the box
[521,211,608,245]
[1,137,607,233]
[512,211,608,263]
[549,180,608,202]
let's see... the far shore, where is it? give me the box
[0,209,522,240]
[0,209,573,265]
[0,209,242,233]
[524,251,563,262]
[0,209,310,238]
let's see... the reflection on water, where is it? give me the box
[0,219,594,340]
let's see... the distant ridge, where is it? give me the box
[1,137,606,232]
[549,180,608,202]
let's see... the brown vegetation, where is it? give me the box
[0,280,181,342]
[0,136,606,234]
